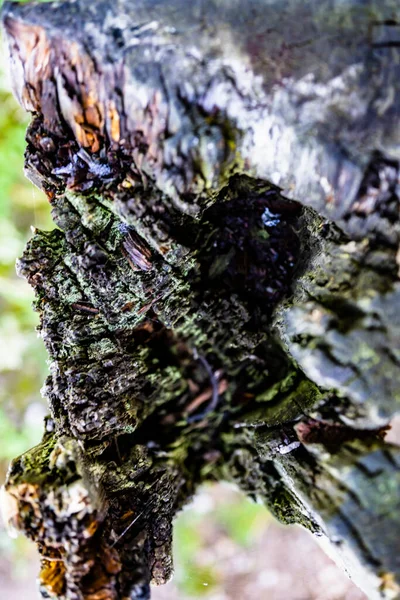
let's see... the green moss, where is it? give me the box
[255,370,298,403]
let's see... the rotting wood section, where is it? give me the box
[1,1,400,599]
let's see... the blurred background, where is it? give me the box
[0,4,367,598]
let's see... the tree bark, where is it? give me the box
[1,1,400,599]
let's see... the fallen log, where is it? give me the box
[1,1,399,599]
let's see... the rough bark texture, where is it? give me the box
[1,1,400,599]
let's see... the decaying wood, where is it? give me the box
[1,1,399,599]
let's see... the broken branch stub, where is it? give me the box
[1,1,400,599]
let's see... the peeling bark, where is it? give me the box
[1,1,400,599]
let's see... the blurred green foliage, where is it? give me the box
[0,53,52,481]
[0,15,54,574]
[173,485,271,596]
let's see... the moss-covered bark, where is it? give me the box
[1,1,400,599]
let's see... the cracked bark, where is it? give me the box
[1,1,400,599]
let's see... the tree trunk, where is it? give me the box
[1,1,400,599]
